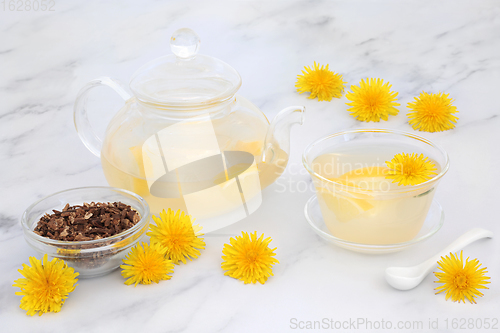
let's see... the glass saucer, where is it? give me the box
[304,195,444,254]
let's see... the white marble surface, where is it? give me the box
[1,0,499,332]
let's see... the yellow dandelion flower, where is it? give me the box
[385,152,437,186]
[346,78,400,122]
[407,91,459,132]
[296,62,346,101]
[221,231,279,284]
[120,242,174,286]
[148,209,205,264]
[13,254,79,316]
[434,251,490,304]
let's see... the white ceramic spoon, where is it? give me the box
[385,228,494,291]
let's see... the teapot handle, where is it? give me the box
[73,77,131,157]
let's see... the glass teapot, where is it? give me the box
[74,28,305,232]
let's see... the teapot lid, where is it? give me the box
[129,28,242,106]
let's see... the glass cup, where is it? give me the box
[21,187,150,278]
[303,129,449,245]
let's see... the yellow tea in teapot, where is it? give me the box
[101,139,288,228]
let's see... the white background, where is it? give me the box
[0,1,499,332]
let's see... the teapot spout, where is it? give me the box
[262,106,305,164]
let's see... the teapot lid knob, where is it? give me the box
[170,28,200,59]
[130,28,241,105]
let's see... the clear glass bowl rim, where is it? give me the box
[21,186,150,248]
[302,128,450,194]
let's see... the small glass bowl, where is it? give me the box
[21,187,150,278]
[304,194,444,254]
